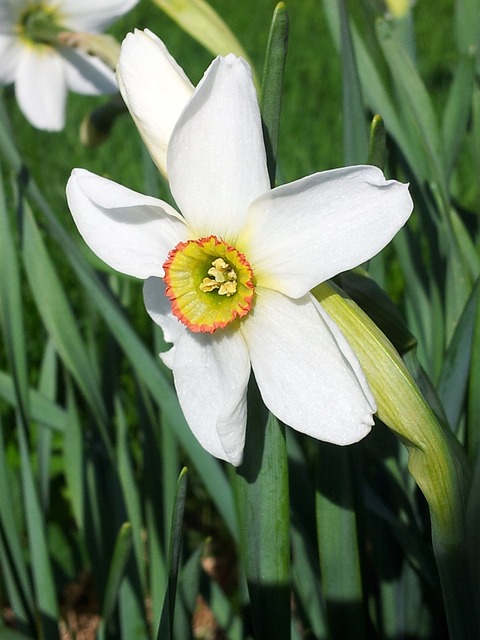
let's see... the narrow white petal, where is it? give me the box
[59,0,138,31]
[0,1,21,29]
[143,277,187,369]
[311,294,376,411]
[61,47,117,94]
[117,29,194,176]
[172,330,251,465]
[241,165,413,297]
[167,54,270,242]
[241,288,374,445]
[0,36,22,83]
[15,47,66,131]
[66,169,188,278]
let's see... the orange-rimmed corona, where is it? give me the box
[163,235,255,333]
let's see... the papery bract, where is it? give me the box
[66,32,414,465]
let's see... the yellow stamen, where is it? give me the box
[200,257,238,296]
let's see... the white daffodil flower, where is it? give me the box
[66,36,413,466]
[0,0,137,130]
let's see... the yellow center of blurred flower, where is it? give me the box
[18,3,64,46]
[163,235,255,333]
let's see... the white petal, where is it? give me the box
[311,294,376,411]
[0,36,22,83]
[0,4,15,29]
[241,288,375,445]
[143,276,187,369]
[59,0,138,31]
[117,29,193,177]
[167,54,270,242]
[61,46,117,94]
[241,165,413,297]
[66,169,188,278]
[172,329,251,465]
[15,47,66,131]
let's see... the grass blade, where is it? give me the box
[17,419,60,638]
[454,0,480,53]
[315,444,367,639]
[62,383,85,530]
[376,19,447,199]
[36,341,57,512]
[118,576,150,640]
[260,1,288,182]
[0,155,29,422]
[0,373,66,432]
[156,467,188,640]
[338,0,368,163]
[100,522,134,625]
[467,280,480,460]
[21,201,108,438]
[151,0,255,68]
[0,416,34,632]
[233,383,290,640]
[437,279,480,432]
[115,397,147,591]
[442,52,476,178]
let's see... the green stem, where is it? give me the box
[315,444,367,639]
[433,532,478,639]
[233,382,290,640]
[313,281,479,639]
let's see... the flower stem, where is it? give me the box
[314,281,479,639]
[233,381,290,640]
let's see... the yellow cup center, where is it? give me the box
[18,3,64,46]
[163,235,255,333]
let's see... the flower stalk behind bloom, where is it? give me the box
[313,280,466,525]
[58,32,121,71]
[313,280,478,638]
[151,0,255,66]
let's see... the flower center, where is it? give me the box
[200,257,238,296]
[18,3,65,46]
[163,235,255,333]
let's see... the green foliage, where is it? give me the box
[1,0,480,638]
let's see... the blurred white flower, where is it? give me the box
[0,0,137,130]
[66,34,414,465]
